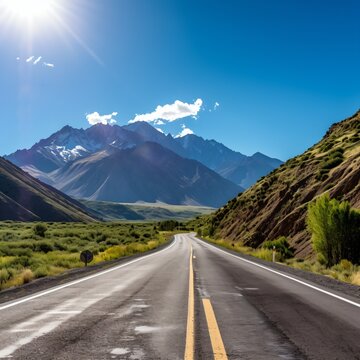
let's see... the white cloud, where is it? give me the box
[129,98,203,124]
[22,56,55,68]
[16,57,20,61]
[175,124,194,138]
[86,111,118,125]
[33,56,42,65]
[154,119,165,125]
[214,101,220,110]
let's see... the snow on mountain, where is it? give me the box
[5,122,283,189]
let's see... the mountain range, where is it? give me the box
[5,122,281,207]
[176,134,282,187]
[197,110,360,257]
[0,157,96,222]
[49,142,241,207]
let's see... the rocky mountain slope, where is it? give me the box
[6,122,281,189]
[176,134,282,187]
[0,157,96,222]
[199,111,360,257]
[49,142,242,207]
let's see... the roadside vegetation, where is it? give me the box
[193,194,360,287]
[190,112,360,288]
[0,221,177,291]
[198,235,360,286]
[307,194,360,266]
[191,112,360,264]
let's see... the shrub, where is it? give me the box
[307,194,360,267]
[34,241,53,253]
[33,223,47,238]
[34,265,50,278]
[53,241,67,251]
[262,236,294,260]
[202,224,215,237]
[21,269,34,284]
[0,268,10,285]
[129,231,140,239]
[16,256,31,267]
[316,148,344,180]
[351,271,360,286]
[157,220,180,231]
[322,157,343,170]
[338,259,353,271]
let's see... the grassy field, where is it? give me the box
[81,200,214,221]
[202,237,360,286]
[0,221,170,291]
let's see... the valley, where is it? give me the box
[0,110,359,359]
[1,1,360,358]
[81,200,214,221]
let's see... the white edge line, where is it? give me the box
[0,238,177,311]
[193,236,360,309]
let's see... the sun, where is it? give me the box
[0,0,101,64]
[1,0,56,20]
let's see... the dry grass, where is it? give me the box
[351,271,360,286]
[203,236,360,287]
[204,237,274,262]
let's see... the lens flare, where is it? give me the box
[1,0,56,20]
[0,0,102,65]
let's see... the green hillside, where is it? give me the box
[194,111,360,258]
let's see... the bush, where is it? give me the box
[338,259,353,271]
[157,220,180,231]
[316,148,344,180]
[322,157,343,170]
[0,268,10,285]
[129,231,140,239]
[202,224,215,237]
[34,265,50,278]
[34,241,53,253]
[262,236,294,260]
[33,223,47,238]
[307,194,360,267]
[21,269,34,284]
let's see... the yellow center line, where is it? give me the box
[202,298,228,360]
[184,243,195,360]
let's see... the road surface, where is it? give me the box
[0,233,359,359]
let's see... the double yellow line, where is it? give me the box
[184,244,228,360]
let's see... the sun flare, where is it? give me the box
[1,0,56,20]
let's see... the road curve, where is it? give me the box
[0,233,359,359]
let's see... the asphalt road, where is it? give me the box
[0,233,359,359]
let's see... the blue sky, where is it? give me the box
[0,0,359,160]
